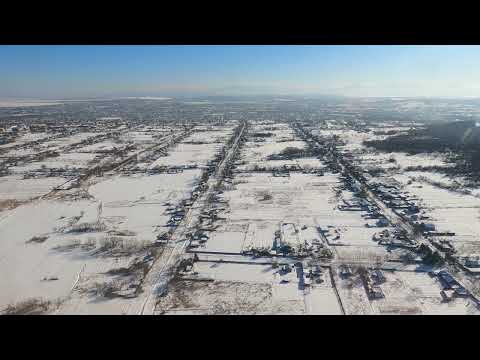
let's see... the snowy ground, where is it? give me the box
[149,127,234,168]
[0,123,224,314]
[0,175,67,201]
[392,175,480,254]
[334,268,479,315]
[0,168,200,312]
[196,171,391,255]
[3,119,480,315]
[0,132,51,149]
[1,132,105,158]
[156,262,341,315]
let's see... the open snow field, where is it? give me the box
[11,152,98,173]
[0,132,51,149]
[196,172,340,254]
[149,127,235,168]
[334,268,478,315]
[194,122,392,258]
[0,199,111,309]
[156,262,342,315]
[240,140,306,162]
[118,126,173,145]
[182,127,233,143]
[1,132,105,158]
[0,125,218,313]
[90,170,200,239]
[197,173,392,255]
[3,116,480,315]
[76,139,121,153]
[0,170,202,312]
[393,177,480,253]
[0,175,67,201]
[359,151,453,172]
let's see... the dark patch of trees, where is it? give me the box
[364,120,480,174]
[268,146,309,160]
[251,132,274,138]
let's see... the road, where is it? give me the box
[128,121,247,315]
[295,123,480,305]
[42,128,191,199]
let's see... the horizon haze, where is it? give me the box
[2,45,480,99]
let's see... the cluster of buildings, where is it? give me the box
[360,268,386,300]
[432,270,470,302]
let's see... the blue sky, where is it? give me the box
[1,45,480,99]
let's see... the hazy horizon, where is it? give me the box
[2,45,480,99]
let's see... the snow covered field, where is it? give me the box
[195,172,339,254]
[0,170,202,312]
[391,175,480,254]
[359,151,453,171]
[0,123,223,314]
[1,132,105,158]
[157,262,341,315]
[149,127,235,168]
[334,268,478,315]
[0,132,51,149]
[0,175,67,201]
[11,152,98,173]
[196,172,392,255]
[2,116,480,315]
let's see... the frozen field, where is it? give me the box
[182,127,232,143]
[0,170,201,312]
[196,173,340,253]
[89,170,200,239]
[150,143,221,168]
[1,132,105,157]
[77,139,121,153]
[3,114,480,315]
[0,175,67,201]
[359,151,452,171]
[389,174,480,253]
[197,172,392,254]
[0,132,51,149]
[0,125,219,314]
[0,199,114,309]
[335,268,478,315]
[240,140,306,162]
[11,152,98,172]
[315,129,377,152]
[156,261,342,315]
[149,127,234,168]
